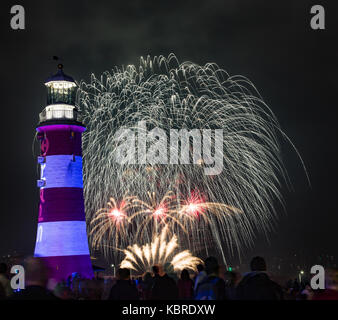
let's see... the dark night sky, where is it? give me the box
[0,1,337,265]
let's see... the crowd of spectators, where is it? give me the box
[0,256,337,300]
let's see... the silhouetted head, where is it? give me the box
[24,257,50,287]
[143,272,152,283]
[164,262,175,275]
[205,256,219,275]
[157,264,165,276]
[180,269,190,281]
[325,268,338,290]
[152,265,159,275]
[0,263,7,274]
[196,264,204,273]
[118,268,130,280]
[250,256,267,272]
[224,271,236,286]
[53,282,73,299]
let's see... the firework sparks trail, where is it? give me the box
[89,196,136,252]
[128,191,188,242]
[120,226,203,273]
[78,54,308,262]
[89,190,242,260]
[89,191,189,255]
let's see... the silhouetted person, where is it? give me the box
[299,283,314,300]
[140,272,153,300]
[151,265,178,300]
[164,262,178,283]
[293,278,300,292]
[194,264,207,294]
[0,263,12,298]
[53,282,74,300]
[195,257,226,300]
[0,282,5,299]
[108,268,139,300]
[224,271,238,300]
[236,256,283,300]
[10,257,58,300]
[178,269,194,300]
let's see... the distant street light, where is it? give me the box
[111,264,116,277]
[299,270,304,283]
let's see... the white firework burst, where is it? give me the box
[77,54,307,263]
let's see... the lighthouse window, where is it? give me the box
[46,81,76,105]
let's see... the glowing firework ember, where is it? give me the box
[89,197,135,252]
[79,54,307,262]
[120,226,202,273]
[128,191,187,243]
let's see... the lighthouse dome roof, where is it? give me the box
[45,64,75,85]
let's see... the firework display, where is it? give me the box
[78,54,304,264]
[120,226,202,273]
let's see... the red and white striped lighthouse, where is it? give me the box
[34,64,93,281]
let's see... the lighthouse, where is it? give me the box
[34,64,93,281]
